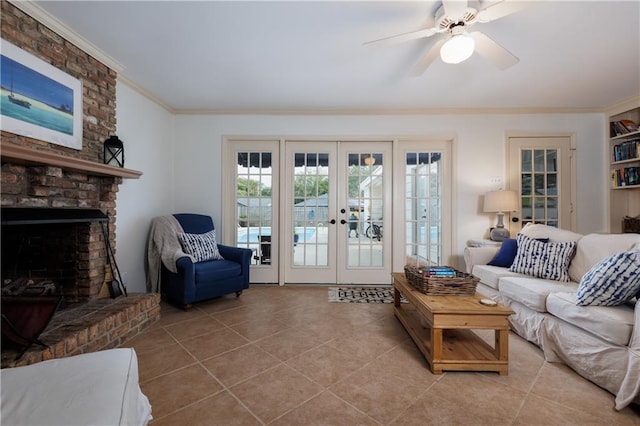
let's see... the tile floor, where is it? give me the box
[120,285,640,425]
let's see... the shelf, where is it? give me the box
[612,158,640,165]
[612,184,640,190]
[1,141,142,179]
[610,130,640,141]
[608,103,640,232]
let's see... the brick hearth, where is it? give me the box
[1,293,160,368]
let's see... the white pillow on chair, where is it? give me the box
[178,230,224,262]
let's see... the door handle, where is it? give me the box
[330,219,336,224]
[512,217,520,223]
[340,219,346,225]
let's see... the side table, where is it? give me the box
[467,239,502,248]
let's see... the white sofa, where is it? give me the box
[464,224,640,410]
[1,348,152,425]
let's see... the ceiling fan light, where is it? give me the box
[440,34,475,64]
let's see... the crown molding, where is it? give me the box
[173,106,603,116]
[603,95,640,115]
[9,0,124,73]
[116,75,175,114]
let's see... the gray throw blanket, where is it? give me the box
[146,215,194,292]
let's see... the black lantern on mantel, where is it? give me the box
[103,135,124,168]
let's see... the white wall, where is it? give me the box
[114,81,174,293]
[112,101,606,288]
[173,112,607,268]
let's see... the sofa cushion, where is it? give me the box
[569,233,640,282]
[499,276,578,312]
[472,265,526,290]
[519,223,583,243]
[575,250,640,306]
[546,292,634,346]
[178,230,224,262]
[510,234,576,282]
[194,259,241,282]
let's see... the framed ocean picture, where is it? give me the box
[1,39,82,150]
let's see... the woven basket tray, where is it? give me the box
[404,265,479,296]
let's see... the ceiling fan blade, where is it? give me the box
[442,0,469,20]
[411,38,447,76]
[364,27,437,47]
[477,0,528,23]
[470,31,519,69]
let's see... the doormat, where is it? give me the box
[328,287,407,304]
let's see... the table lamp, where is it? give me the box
[484,190,518,241]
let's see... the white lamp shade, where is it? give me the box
[440,34,475,64]
[484,190,518,213]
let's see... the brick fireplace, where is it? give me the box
[1,0,123,299]
[1,160,121,299]
[2,207,109,302]
[1,1,158,368]
[0,151,159,368]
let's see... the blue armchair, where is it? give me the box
[161,214,251,310]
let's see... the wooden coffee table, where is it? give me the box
[392,272,513,375]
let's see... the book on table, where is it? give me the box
[425,266,457,277]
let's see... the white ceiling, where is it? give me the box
[31,1,640,112]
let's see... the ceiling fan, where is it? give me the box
[365,0,527,75]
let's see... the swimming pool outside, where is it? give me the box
[236,227,316,243]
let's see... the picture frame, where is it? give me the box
[1,39,83,150]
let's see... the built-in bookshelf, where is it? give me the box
[611,132,640,188]
[608,100,640,233]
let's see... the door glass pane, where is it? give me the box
[534,150,545,172]
[547,174,557,196]
[293,152,329,267]
[546,150,557,172]
[521,196,532,223]
[347,152,383,268]
[548,197,558,219]
[405,151,442,266]
[521,173,532,196]
[521,150,532,173]
[520,148,560,227]
[236,152,273,265]
[534,174,545,195]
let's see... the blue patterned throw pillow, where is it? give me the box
[488,237,550,268]
[178,230,224,262]
[509,234,576,281]
[576,250,640,306]
[488,238,518,267]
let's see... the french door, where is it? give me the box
[224,139,280,283]
[224,137,452,284]
[507,136,575,232]
[283,141,392,284]
[394,140,453,269]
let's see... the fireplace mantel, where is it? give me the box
[1,141,142,179]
